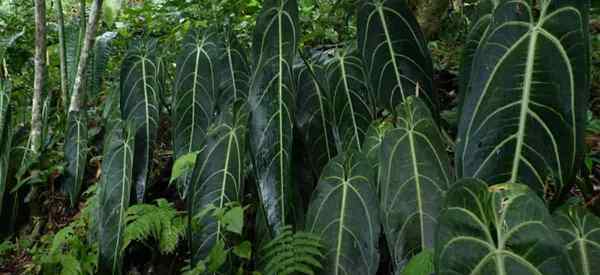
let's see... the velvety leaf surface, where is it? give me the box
[63,111,88,207]
[435,179,573,275]
[554,206,600,275]
[306,151,380,275]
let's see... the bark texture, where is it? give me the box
[68,0,104,112]
[31,0,46,153]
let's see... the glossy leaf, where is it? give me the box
[435,179,573,275]
[173,30,220,198]
[120,40,160,202]
[306,151,380,275]
[379,96,453,271]
[0,80,11,216]
[97,121,135,275]
[325,49,373,152]
[456,1,590,197]
[554,206,600,275]
[358,0,435,112]
[294,60,334,176]
[189,104,248,263]
[248,0,298,234]
[63,111,88,207]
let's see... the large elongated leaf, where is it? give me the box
[379,96,453,272]
[97,121,135,275]
[294,60,334,176]
[306,151,380,275]
[248,0,298,234]
[435,179,573,275]
[65,22,84,96]
[325,49,373,152]
[554,206,600,275]
[173,30,220,198]
[89,32,117,98]
[358,0,435,112]
[63,111,88,207]
[0,80,11,215]
[189,103,248,263]
[217,34,250,106]
[456,0,589,197]
[120,40,160,202]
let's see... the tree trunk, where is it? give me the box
[56,0,68,113]
[31,0,46,153]
[68,0,104,112]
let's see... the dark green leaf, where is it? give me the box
[554,206,600,275]
[189,104,248,263]
[97,121,135,275]
[217,34,250,106]
[358,0,435,112]
[248,0,299,235]
[379,96,453,271]
[120,39,161,202]
[0,80,11,216]
[456,1,590,197]
[306,151,380,275]
[89,32,117,99]
[435,179,573,275]
[63,111,88,207]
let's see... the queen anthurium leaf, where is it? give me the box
[217,33,250,106]
[379,96,453,272]
[89,32,117,99]
[357,0,435,112]
[65,21,84,96]
[248,0,299,235]
[435,179,574,275]
[325,49,374,153]
[456,0,589,198]
[189,103,248,263]
[173,30,220,199]
[97,120,135,275]
[306,151,380,275]
[554,206,600,275]
[363,119,393,192]
[63,111,88,207]
[120,39,160,202]
[294,59,334,176]
[0,80,11,216]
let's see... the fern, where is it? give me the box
[261,226,324,275]
[122,199,186,254]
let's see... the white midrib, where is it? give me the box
[407,129,425,248]
[578,238,590,275]
[141,56,151,184]
[277,10,286,225]
[339,56,362,151]
[189,47,201,153]
[114,138,130,271]
[75,119,82,200]
[334,178,349,275]
[510,27,539,183]
[311,63,332,159]
[377,6,405,101]
[227,46,238,101]
[216,133,234,242]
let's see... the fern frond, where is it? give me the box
[122,199,186,254]
[260,226,324,275]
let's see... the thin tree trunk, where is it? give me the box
[31,0,46,153]
[68,0,104,112]
[56,0,68,113]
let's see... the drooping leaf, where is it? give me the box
[0,29,24,62]
[294,60,334,176]
[0,80,11,216]
[189,103,248,263]
[435,179,574,275]
[89,32,117,99]
[363,119,393,192]
[456,0,590,197]
[325,49,373,153]
[173,30,220,198]
[65,21,84,96]
[554,206,600,275]
[248,0,299,235]
[217,34,250,106]
[306,151,380,275]
[120,39,160,202]
[358,0,435,112]
[63,111,88,207]
[97,120,135,275]
[379,96,452,272]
